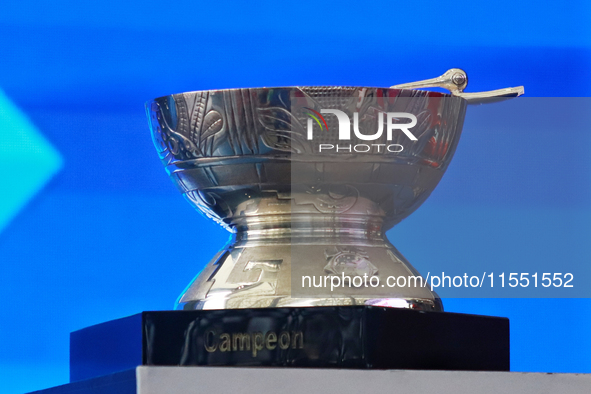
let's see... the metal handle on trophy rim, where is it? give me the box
[391,68,524,104]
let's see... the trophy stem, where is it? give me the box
[232,213,388,246]
[176,211,442,312]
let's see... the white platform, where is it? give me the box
[31,367,591,394]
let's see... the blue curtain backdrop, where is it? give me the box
[0,1,590,392]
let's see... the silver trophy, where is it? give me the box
[146,69,523,311]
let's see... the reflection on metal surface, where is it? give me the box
[146,73,522,311]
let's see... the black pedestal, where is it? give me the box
[70,307,509,382]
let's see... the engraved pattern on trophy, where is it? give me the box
[147,72,522,311]
[229,260,282,294]
[257,95,309,154]
[324,247,378,277]
[291,185,359,214]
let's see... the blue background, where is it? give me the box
[0,1,590,392]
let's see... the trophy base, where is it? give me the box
[70,306,509,382]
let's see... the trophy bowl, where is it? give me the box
[146,70,523,312]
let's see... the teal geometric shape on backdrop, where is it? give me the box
[0,88,63,233]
